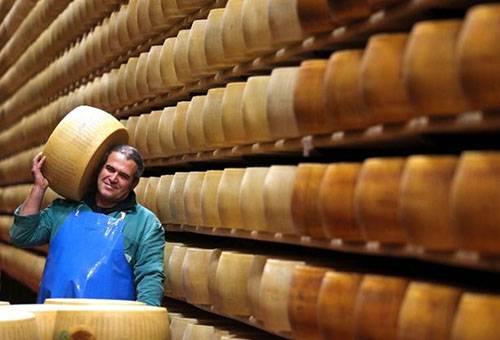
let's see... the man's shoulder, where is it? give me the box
[127,203,160,225]
[48,198,83,211]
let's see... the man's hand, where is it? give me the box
[32,152,49,190]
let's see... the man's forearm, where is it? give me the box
[19,185,47,216]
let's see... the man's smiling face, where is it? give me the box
[96,151,138,207]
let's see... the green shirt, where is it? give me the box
[10,198,165,306]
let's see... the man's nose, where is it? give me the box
[109,172,119,182]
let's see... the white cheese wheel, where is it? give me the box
[0,310,39,340]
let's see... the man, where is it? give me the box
[10,144,165,306]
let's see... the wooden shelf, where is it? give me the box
[165,295,291,339]
[164,223,500,273]
[145,110,500,168]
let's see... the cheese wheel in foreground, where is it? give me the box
[53,305,169,340]
[1,304,75,340]
[0,310,39,340]
[44,298,145,305]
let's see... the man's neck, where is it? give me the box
[95,194,118,209]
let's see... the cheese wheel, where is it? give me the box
[241,0,274,54]
[164,242,185,296]
[246,254,268,321]
[241,76,272,142]
[451,293,500,340]
[294,60,332,134]
[174,30,196,83]
[267,67,300,140]
[156,175,174,224]
[403,20,468,116]
[263,166,299,235]
[258,259,305,332]
[324,50,369,130]
[239,167,270,232]
[354,275,409,340]
[457,4,500,110]
[398,282,461,340]
[354,158,407,244]
[400,155,459,251]
[183,172,206,226]
[145,110,163,159]
[136,52,153,98]
[221,82,247,145]
[217,168,245,229]
[360,34,416,124]
[288,265,328,339]
[168,172,189,225]
[450,152,500,255]
[158,107,177,157]
[43,106,128,201]
[185,96,207,152]
[168,245,188,298]
[143,176,161,214]
[317,271,363,340]
[160,38,184,90]
[182,247,221,305]
[172,102,191,155]
[134,114,150,158]
[291,163,328,238]
[214,252,255,316]
[146,46,165,94]
[0,304,63,340]
[53,305,169,340]
[44,299,145,305]
[221,0,247,63]
[319,163,364,241]
[268,0,303,45]
[205,9,231,71]
[200,170,223,227]
[188,20,212,78]
[0,310,39,340]
[202,88,227,148]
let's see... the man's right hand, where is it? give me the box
[32,152,49,190]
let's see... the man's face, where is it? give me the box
[96,151,138,206]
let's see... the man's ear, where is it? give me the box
[130,177,139,190]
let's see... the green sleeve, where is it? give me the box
[133,215,165,306]
[9,199,73,247]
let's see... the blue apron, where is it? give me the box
[37,206,136,303]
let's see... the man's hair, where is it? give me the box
[103,144,144,181]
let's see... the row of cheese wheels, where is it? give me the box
[0,0,123,101]
[0,242,46,292]
[2,2,496,163]
[164,242,500,340]
[0,184,59,214]
[134,151,500,255]
[44,2,500,120]
[168,311,281,340]
[0,0,14,27]
[0,0,411,133]
[0,0,216,110]
[0,0,38,50]
[0,146,41,186]
[0,300,169,340]
[0,150,497,255]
